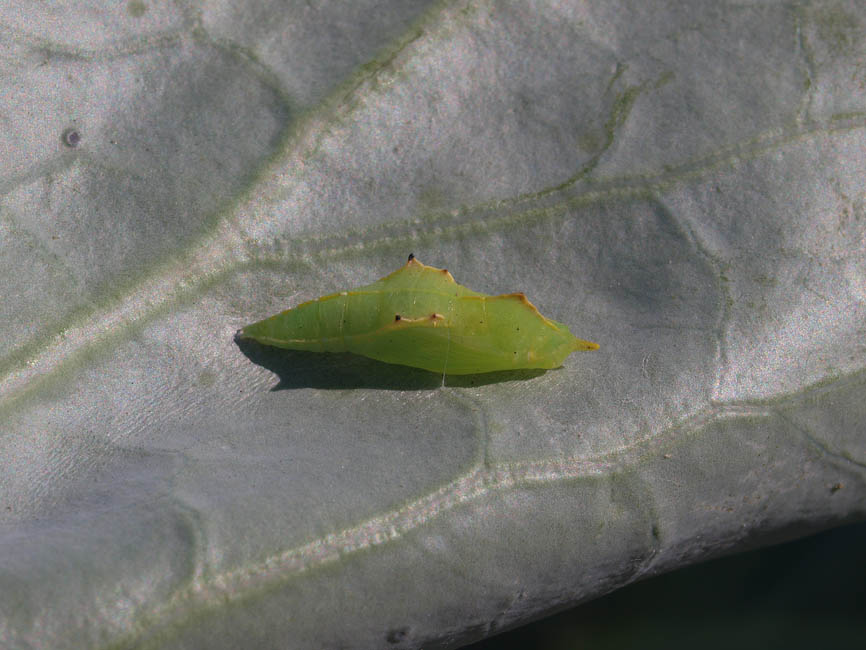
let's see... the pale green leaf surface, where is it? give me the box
[1,1,865,648]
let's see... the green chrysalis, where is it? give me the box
[238,255,598,375]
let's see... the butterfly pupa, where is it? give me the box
[238,255,598,375]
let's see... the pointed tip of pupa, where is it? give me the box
[574,338,599,351]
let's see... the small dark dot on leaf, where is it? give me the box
[386,627,410,644]
[62,128,81,147]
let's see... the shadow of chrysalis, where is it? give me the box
[235,336,547,391]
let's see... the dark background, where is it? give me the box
[465,519,866,650]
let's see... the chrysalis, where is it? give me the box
[238,255,598,374]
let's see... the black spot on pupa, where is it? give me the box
[61,128,81,147]
[407,253,415,262]
[394,314,401,321]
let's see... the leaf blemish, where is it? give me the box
[61,128,81,147]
